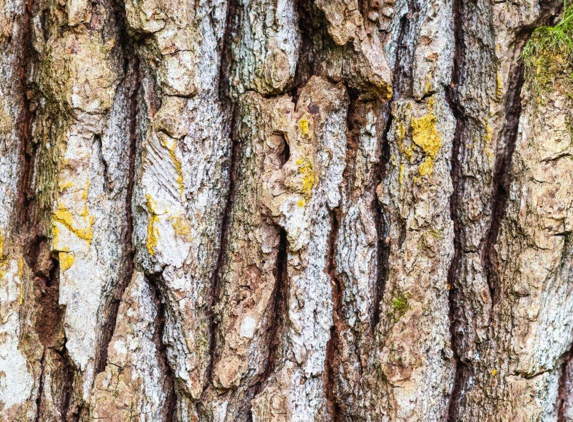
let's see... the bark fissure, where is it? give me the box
[15,0,36,227]
[557,343,573,421]
[371,0,414,330]
[482,60,525,306]
[147,275,177,419]
[246,227,289,420]
[204,0,239,392]
[27,238,77,419]
[372,101,392,331]
[94,56,140,377]
[325,206,342,421]
[205,112,238,391]
[445,0,468,417]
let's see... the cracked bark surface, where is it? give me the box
[2,0,573,420]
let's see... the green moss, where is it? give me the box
[391,293,411,321]
[522,2,573,98]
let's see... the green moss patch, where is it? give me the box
[522,2,573,98]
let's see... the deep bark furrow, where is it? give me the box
[206,1,240,384]
[94,55,140,377]
[445,0,467,417]
[372,101,391,331]
[482,61,525,307]
[15,0,35,227]
[148,276,177,419]
[557,345,573,421]
[325,206,342,421]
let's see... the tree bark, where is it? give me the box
[1,0,572,420]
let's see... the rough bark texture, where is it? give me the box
[1,0,573,420]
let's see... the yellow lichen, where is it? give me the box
[296,157,315,198]
[0,230,3,259]
[146,194,160,255]
[52,205,94,244]
[496,71,504,98]
[59,252,75,271]
[171,214,192,240]
[58,180,75,193]
[484,124,494,162]
[411,113,442,177]
[399,163,405,186]
[491,369,498,376]
[298,114,313,139]
[160,136,185,199]
[297,199,306,207]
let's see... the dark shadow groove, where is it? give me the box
[481,60,525,307]
[204,0,241,392]
[94,57,141,377]
[444,0,467,418]
[371,0,414,330]
[246,227,289,421]
[147,274,178,420]
[325,207,342,421]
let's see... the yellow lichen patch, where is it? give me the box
[146,194,160,256]
[58,180,75,193]
[399,163,405,186]
[298,114,314,139]
[171,214,192,241]
[296,157,315,199]
[411,113,442,177]
[297,199,306,207]
[496,71,504,98]
[59,252,75,271]
[484,124,494,162]
[52,205,94,244]
[0,230,4,259]
[160,135,185,199]
[491,369,498,376]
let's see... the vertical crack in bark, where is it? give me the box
[34,351,46,422]
[393,0,418,100]
[246,227,289,420]
[94,55,140,377]
[372,101,392,330]
[371,2,413,329]
[147,275,177,420]
[482,59,525,307]
[15,0,36,227]
[205,0,240,389]
[445,0,467,418]
[325,206,342,421]
[557,342,573,421]
[479,6,559,307]
[205,114,238,390]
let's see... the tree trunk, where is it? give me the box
[1,0,572,420]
